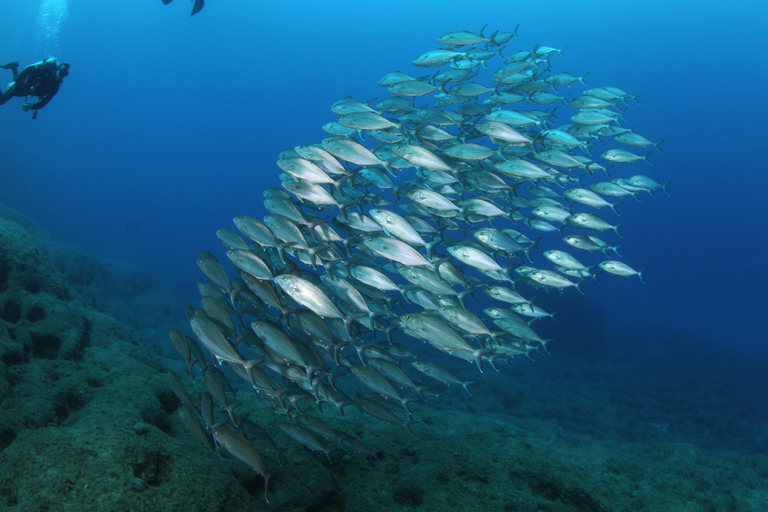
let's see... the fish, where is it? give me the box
[543,250,589,272]
[590,182,640,201]
[447,245,506,274]
[567,212,624,237]
[279,422,335,464]
[527,269,583,293]
[615,132,663,151]
[338,111,399,131]
[389,80,439,96]
[350,265,402,294]
[598,260,647,283]
[392,144,453,171]
[189,316,250,367]
[399,313,494,371]
[322,137,384,167]
[169,24,666,490]
[563,234,623,256]
[351,365,412,413]
[413,49,466,67]
[601,149,652,164]
[411,360,476,395]
[626,174,671,195]
[511,303,559,321]
[167,370,197,407]
[227,249,274,281]
[369,209,429,249]
[213,426,272,503]
[438,306,494,338]
[564,188,622,215]
[484,285,530,305]
[571,110,618,125]
[404,187,460,211]
[492,316,544,344]
[437,26,493,47]
[273,274,344,320]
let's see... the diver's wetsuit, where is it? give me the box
[0,59,68,118]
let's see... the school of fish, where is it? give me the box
[167,25,667,503]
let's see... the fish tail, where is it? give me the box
[523,237,542,263]
[639,267,649,284]
[263,473,272,505]
[462,381,478,396]
[404,419,418,436]
[473,347,496,373]
[643,151,653,165]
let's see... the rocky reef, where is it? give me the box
[0,207,766,511]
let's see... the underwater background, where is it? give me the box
[1,1,767,511]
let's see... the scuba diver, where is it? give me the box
[0,58,69,119]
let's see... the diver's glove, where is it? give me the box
[21,103,38,118]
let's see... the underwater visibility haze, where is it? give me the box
[0,1,767,510]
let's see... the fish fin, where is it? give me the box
[662,181,671,195]
[639,267,649,284]
[539,339,555,354]
[263,473,272,505]
[226,404,241,427]
[643,151,653,165]
[430,256,451,283]
[462,381,478,396]
[190,0,204,15]
[523,237,541,263]
[473,347,496,373]
[655,139,664,152]
[610,201,622,216]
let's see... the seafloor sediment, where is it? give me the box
[0,207,766,512]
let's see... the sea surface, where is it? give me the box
[1,1,767,509]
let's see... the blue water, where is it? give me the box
[1,0,766,424]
